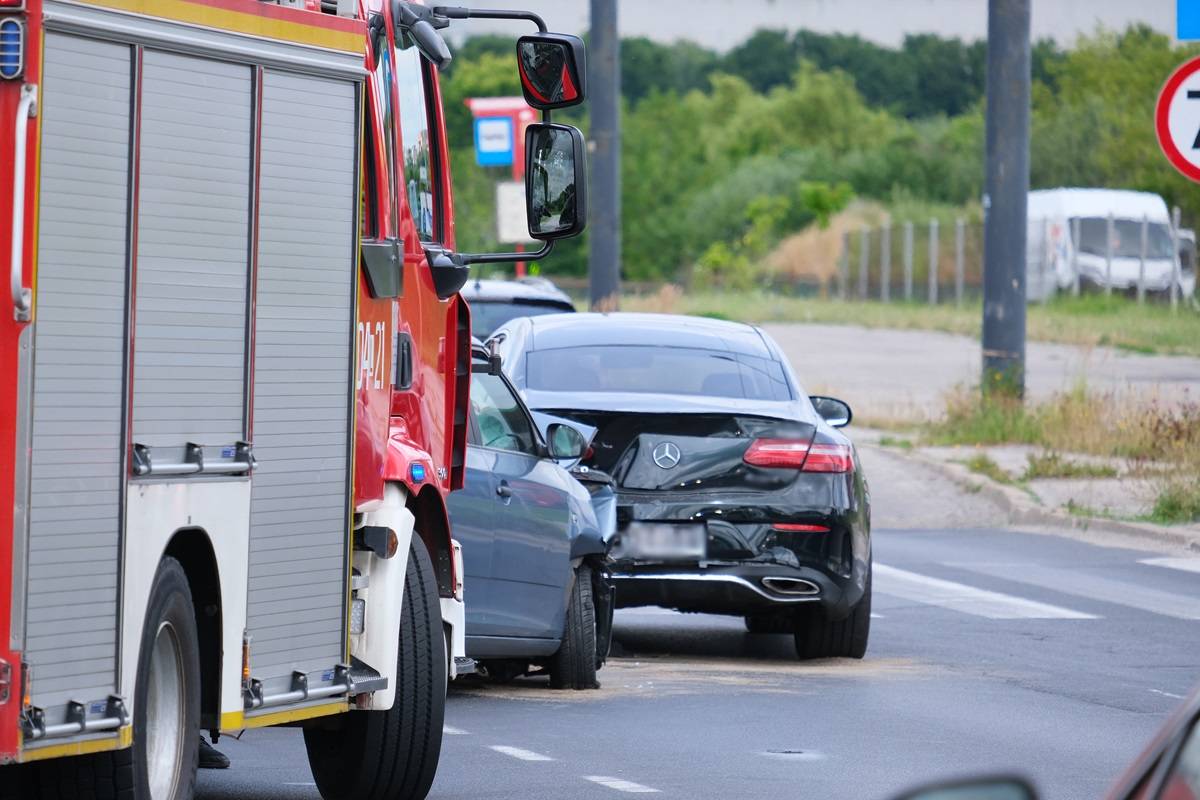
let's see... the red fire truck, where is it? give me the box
[0,1,586,798]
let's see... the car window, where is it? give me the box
[525,345,793,401]
[470,301,572,337]
[1074,217,1173,259]
[470,370,538,455]
[395,41,438,242]
[1155,719,1200,800]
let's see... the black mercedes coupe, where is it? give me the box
[487,312,872,660]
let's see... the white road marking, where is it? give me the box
[1149,689,1186,700]
[489,745,554,762]
[870,613,884,619]
[759,749,826,761]
[282,783,316,787]
[874,564,1098,619]
[443,725,468,735]
[953,562,1200,621]
[1140,557,1200,575]
[584,776,661,793]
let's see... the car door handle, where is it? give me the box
[496,482,512,499]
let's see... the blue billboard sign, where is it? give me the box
[474,116,514,167]
[1181,0,1200,40]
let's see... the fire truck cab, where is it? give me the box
[0,1,587,798]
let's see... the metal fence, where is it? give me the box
[832,211,1193,307]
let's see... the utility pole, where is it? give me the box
[981,0,1030,398]
[588,0,620,309]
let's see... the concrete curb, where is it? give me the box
[862,443,1200,553]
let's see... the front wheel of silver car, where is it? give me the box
[793,566,872,660]
[549,565,599,690]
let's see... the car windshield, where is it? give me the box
[470,301,572,337]
[525,345,793,400]
[1074,217,1174,259]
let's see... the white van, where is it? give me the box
[1026,188,1195,300]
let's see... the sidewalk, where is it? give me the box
[857,431,1200,551]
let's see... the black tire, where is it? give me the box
[549,565,598,690]
[6,557,199,800]
[305,537,446,800]
[793,567,872,660]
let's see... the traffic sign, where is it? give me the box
[474,116,514,167]
[1155,55,1200,182]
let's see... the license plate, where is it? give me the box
[624,522,706,560]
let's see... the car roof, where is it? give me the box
[523,312,772,358]
[461,278,574,306]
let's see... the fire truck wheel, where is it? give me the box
[11,557,200,800]
[303,537,446,800]
[134,556,201,800]
[548,564,599,690]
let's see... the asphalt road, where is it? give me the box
[195,526,1199,799]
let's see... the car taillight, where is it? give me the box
[743,438,810,468]
[772,523,830,533]
[802,444,854,473]
[743,438,853,473]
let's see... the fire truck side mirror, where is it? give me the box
[515,34,586,111]
[393,2,453,68]
[525,123,587,241]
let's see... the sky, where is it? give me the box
[449,0,1177,50]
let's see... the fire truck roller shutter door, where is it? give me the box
[24,33,130,715]
[132,51,251,465]
[246,69,357,692]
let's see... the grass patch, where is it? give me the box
[619,288,1200,357]
[1065,499,1113,519]
[929,386,1200,525]
[1022,452,1118,480]
[1149,478,1200,524]
[924,385,1200,462]
[962,453,1013,485]
[877,435,914,450]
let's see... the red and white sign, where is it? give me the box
[1156,55,1200,182]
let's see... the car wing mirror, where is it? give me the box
[546,422,586,460]
[515,33,586,110]
[525,123,587,241]
[810,395,853,428]
[891,776,1038,800]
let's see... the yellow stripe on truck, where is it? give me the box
[20,726,132,763]
[72,0,364,53]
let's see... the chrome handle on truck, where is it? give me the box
[10,83,37,322]
[131,441,257,477]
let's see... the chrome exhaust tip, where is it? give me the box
[761,577,820,596]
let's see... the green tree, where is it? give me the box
[722,29,797,93]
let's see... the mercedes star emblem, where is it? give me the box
[652,441,681,469]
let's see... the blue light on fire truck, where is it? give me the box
[0,18,23,80]
[410,463,426,483]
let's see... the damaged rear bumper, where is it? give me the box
[611,560,862,619]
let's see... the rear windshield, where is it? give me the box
[526,345,793,401]
[470,301,572,337]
